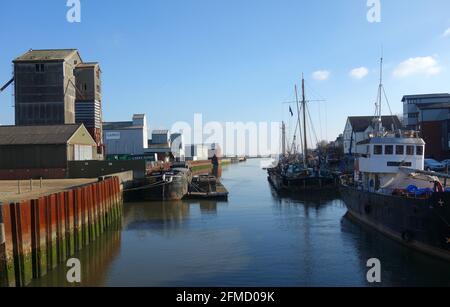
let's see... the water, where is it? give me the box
[30,159,450,287]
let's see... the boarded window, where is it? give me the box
[74,145,93,161]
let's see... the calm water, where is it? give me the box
[31,159,450,287]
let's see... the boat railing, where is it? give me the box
[340,174,354,186]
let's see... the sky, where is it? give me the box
[1,0,450,147]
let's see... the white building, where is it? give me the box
[170,133,185,162]
[185,144,209,161]
[343,116,401,156]
[103,114,149,157]
[207,143,222,159]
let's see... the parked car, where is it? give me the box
[441,159,450,169]
[424,159,446,172]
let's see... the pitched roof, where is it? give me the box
[14,49,79,62]
[0,124,82,145]
[348,116,401,132]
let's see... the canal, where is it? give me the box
[29,159,450,287]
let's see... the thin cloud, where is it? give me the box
[393,56,442,78]
[312,70,330,81]
[443,28,450,37]
[349,67,369,79]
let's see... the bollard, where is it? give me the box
[17,180,21,195]
[40,178,42,189]
[30,179,33,192]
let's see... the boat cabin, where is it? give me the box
[356,135,425,193]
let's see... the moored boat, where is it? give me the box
[125,164,192,201]
[267,76,338,193]
[340,57,450,261]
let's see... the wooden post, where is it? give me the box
[30,179,33,192]
[18,181,21,195]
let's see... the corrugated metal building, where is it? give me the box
[0,124,97,179]
[103,114,149,157]
[74,62,104,158]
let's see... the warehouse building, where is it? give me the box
[0,124,97,180]
[74,62,104,158]
[13,49,81,126]
[145,130,172,162]
[403,94,450,160]
[12,49,104,158]
[103,114,149,158]
[185,144,209,161]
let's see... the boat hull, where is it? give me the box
[340,185,450,261]
[141,179,189,201]
[268,169,338,192]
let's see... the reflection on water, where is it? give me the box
[28,159,450,287]
[28,223,122,287]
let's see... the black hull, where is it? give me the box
[268,169,338,193]
[340,185,450,261]
[141,180,189,201]
[124,172,191,202]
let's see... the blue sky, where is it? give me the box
[1,0,450,142]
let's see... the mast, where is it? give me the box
[375,56,384,134]
[294,85,304,157]
[302,74,308,166]
[281,121,286,157]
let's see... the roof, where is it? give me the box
[358,137,425,146]
[132,114,146,119]
[402,93,450,102]
[348,116,401,132]
[76,62,99,69]
[103,121,143,130]
[0,124,82,145]
[14,49,80,62]
[152,130,169,135]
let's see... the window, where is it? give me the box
[374,145,383,155]
[406,146,414,156]
[416,146,424,156]
[385,145,394,155]
[396,145,404,155]
[35,63,45,73]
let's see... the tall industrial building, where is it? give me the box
[74,62,103,156]
[13,49,81,125]
[12,49,104,158]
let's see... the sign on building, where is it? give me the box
[106,132,121,140]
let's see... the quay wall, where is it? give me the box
[0,177,122,287]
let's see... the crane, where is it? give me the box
[0,77,14,93]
